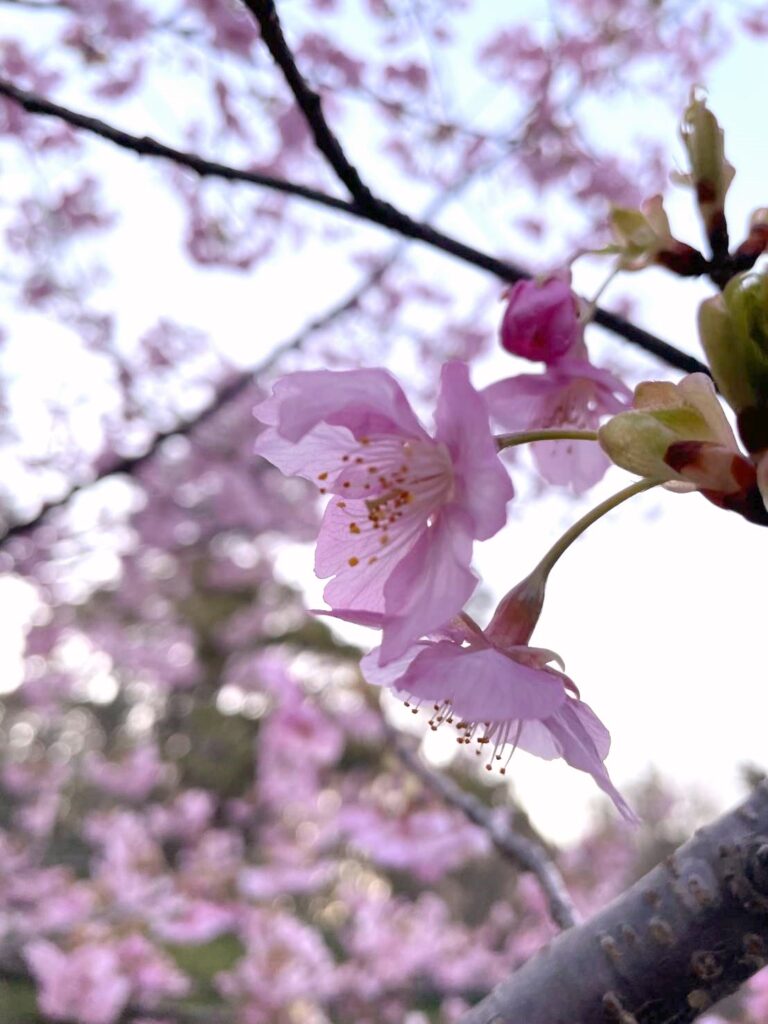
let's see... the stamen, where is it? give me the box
[328,434,455,576]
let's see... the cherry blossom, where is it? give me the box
[25,941,131,1024]
[215,909,336,1022]
[485,357,631,492]
[255,362,513,662]
[361,614,635,821]
[339,804,489,882]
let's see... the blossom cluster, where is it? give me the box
[254,282,638,818]
[0,437,679,1024]
[255,93,768,828]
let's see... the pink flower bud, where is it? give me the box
[499,277,582,364]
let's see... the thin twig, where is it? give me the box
[389,728,579,931]
[0,77,709,376]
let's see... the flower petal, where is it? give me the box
[434,361,514,539]
[532,437,612,492]
[499,277,581,364]
[483,374,556,430]
[377,509,477,663]
[254,423,356,482]
[317,496,422,615]
[544,700,638,823]
[254,369,428,443]
[385,641,567,721]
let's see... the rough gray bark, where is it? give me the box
[461,780,768,1024]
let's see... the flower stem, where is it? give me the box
[533,478,658,580]
[496,429,598,450]
[583,265,620,318]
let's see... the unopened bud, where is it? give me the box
[735,207,768,263]
[675,90,734,250]
[499,276,582,364]
[698,272,768,445]
[598,374,739,486]
[609,196,706,275]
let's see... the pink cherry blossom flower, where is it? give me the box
[361,615,635,822]
[216,908,336,1021]
[336,890,506,999]
[25,940,131,1024]
[255,362,513,663]
[238,860,335,900]
[339,804,489,882]
[151,899,236,944]
[484,357,631,492]
[499,276,583,363]
[84,744,165,802]
[112,934,189,1006]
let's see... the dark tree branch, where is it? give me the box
[0,79,354,215]
[244,2,709,378]
[242,0,376,205]
[460,779,768,1024]
[390,728,578,931]
[0,77,709,377]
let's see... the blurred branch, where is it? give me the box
[460,779,768,1024]
[0,260,384,546]
[0,77,708,377]
[388,727,579,931]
